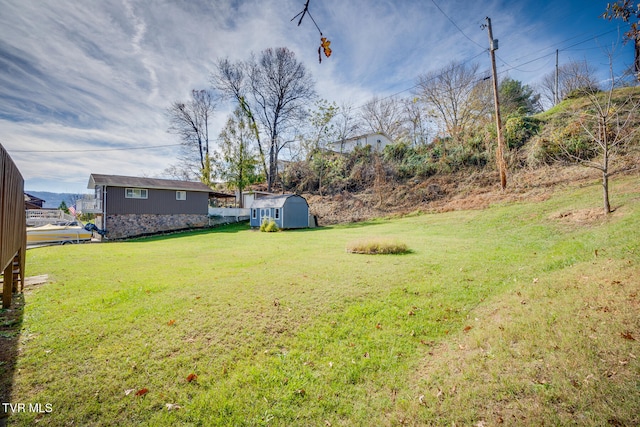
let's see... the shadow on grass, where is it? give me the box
[122,221,252,243]
[286,220,386,232]
[115,218,387,243]
[0,292,24,426]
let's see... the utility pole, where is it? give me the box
[485,17,507,190]
[555,49,559,105]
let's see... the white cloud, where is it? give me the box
[0,0,634,193]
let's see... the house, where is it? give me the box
[327,132,393,154]
[249,194,310,229]
[24,193,45,209]
[82,174,214,239]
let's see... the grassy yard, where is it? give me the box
[4,175,640,426]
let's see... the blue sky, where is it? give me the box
[0,0,634,193]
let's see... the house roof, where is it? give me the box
[24,193,46,203]
[88,174,214,193]
[250,194,307,209]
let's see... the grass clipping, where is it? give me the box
[346,237,409,255]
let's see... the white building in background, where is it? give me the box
[327,133,393,154]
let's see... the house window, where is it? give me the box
[176,191,187,201]
[275,208,280,219]
[125,188,148,199]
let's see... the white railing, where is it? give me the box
[208,207,251,218]
[26,209,77,227]
[76,197,102,214]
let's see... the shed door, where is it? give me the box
[260,208,270,223]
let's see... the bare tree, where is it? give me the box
[359,96,406,142]
[415,61,485,152]
[539,60,600,108]
[212,59,268,181]
[332,101,361,152]
[167,89,217,185]
[402,97,432,146]
[162,164,194,181]
[250,47,316,191]
[558,58,640,214]
[214,48,316,191]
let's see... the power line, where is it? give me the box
[10,143,182,154]
[430,0,486,50]
[503,28,621,71]
[354,20,623,113]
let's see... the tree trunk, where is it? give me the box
[267,140,276,192]
[602,171,611,215]
[635,36,640,83]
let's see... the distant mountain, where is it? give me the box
[25,191,84,209]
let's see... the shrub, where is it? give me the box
[504,115,541,149]
[345,237,410,255]
[260,219,279,232]
[382,142,410,162]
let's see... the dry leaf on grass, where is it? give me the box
[135,388,148,396]
[621,331,636,341]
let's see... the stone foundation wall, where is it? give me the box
[106,214,209,239]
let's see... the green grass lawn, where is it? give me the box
[6,175,640,426]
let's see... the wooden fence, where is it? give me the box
[1,144,26,308]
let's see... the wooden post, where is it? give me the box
[3,261,12,309]
[555,49,559,105]
[486,17,507,190]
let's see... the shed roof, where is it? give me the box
[250,194,307,209]
[88,174,214,193]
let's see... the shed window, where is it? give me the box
[275,208,280,219]
[252,209,257,219]
[176,191,187,201]
[125,188,148,199]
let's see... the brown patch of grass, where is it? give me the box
[549,207,609,225]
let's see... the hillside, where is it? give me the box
[296,88,640,225]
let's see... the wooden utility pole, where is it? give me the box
[485,17,507,190]
[555,49,559,104]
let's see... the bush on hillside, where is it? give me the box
[505,115,541,150]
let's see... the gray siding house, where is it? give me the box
[85,174,213,239]
[250,194,309,229]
